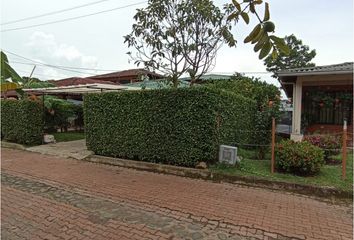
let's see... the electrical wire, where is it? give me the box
[9,60,118,72]
[5,50,277,80]
[6,51,274,76]
[1,1,147,32]
[1,0,110,25]
[16,69,68,79]
[4,50,98,75]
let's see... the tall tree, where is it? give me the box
[125,0,289,87]
[263,34,316,78]
[124,0,236,87]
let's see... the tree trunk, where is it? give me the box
[172,75,178,88]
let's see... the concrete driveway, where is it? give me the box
[26,139,93,160]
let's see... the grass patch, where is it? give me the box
[211,148,353,192]
[53,131,85,142]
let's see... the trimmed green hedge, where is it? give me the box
[1,100,43,145]
[84,87,256,167]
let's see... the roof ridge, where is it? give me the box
[279,62,353,72]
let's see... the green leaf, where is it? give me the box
[227,12,239,21]
[240,12,250,24]
[251,28,264,44]
[259,41,272,59]
[250,3,255,13]
[270,36,290,55]
[232,0,241,11]
[244,35,253,43]
[263,2,270,21]
[277,44,290,55]
[254,34,268,52]
[269,35,284,44]
[271,48,278,59]
[254,41,265,52]
[246,24,261,41]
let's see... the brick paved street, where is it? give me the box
[1,148,353,240]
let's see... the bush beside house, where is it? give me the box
[84,87,256,167]
[207,77,281,159]
[304,134,341,164]
[276,139,324,175]
[1,100,43,145]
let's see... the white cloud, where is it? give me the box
[25,31,98,79]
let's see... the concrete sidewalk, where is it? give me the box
[26,139,93,160]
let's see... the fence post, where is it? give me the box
[342,120,347,180]
[271,117,275,174]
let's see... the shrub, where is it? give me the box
[276,139,324,175]
[304,134,341,164]
[43,96,76,133]
[206,76,281,159]
[84,87,256,167]
[1,99,43,145]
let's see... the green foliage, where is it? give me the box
[206,76,281,159]
[22,77,55,89]
[304,135,342,164]
[125,0,237,86]
[1,99,43,145]
[225,0,290,59]
[1,51,22,83]
[43,96,77,133]
[264,34,316,77]
[210,150,353,192]
[84,87,256,167]
[276,140,324,175]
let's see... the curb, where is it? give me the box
[86,155,353,201]
[1,141,27,150]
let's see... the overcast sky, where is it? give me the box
[1,0,353,88]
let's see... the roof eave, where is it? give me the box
[277,70,353,77]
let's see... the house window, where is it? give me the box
[303,89,353,125]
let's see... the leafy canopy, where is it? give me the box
[125,0,236,87]
[225,0,290,59]
[1,51,22,84]
[263,34,316,78]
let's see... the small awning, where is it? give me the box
[23,83,141,95]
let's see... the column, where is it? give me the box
[290,79,303,141]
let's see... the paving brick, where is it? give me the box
[1,148,353,240]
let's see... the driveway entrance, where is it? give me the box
[26,139,92,160]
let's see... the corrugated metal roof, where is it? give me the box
[125,80,190,89]
[180,74,233,82]
[277,62,353,77]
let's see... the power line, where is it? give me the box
[1,0,110,26]
[10,61,118,72]
[9,60,118,72]
[11,60,273,75]
[16,69,68,79]
[5,50,274,76]
[1,1,147,32]
[4,50,95,75]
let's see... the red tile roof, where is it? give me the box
[50,77,117,87]
[90,68,163,79]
